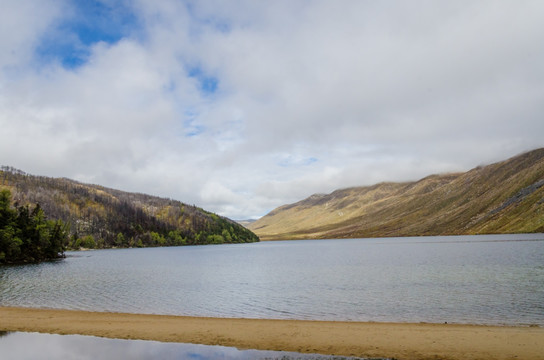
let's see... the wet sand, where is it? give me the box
[1,306,543,360]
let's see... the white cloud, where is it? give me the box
[0,0,66,70]
[1,0,543,220]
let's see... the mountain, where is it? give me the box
[249,148,544,240]
[0,168,259,248]
[236,219,257,227]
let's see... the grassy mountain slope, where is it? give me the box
[0,169,259,248]
[249,148,544,240]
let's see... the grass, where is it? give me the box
[250,148,544,240]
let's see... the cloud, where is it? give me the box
[1,0,544,220]
[0,1,66,76]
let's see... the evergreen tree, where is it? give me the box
[0,189,67,264]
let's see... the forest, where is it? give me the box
[0,189,66,264]
[0,167,259,256]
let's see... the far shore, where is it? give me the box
[1,307,543,360]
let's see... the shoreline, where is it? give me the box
[1,307,543,360]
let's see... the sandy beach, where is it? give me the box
[0,306,543,360]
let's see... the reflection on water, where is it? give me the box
[0,332,385,360]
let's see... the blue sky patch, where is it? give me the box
[188,66,219,95]
[183,110,206,137]
[305,157,319,165]
[185,125,206,137]
[278,155,319,168]
[185,2,232,34]
[36,0,138,69]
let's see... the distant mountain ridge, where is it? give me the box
[0,168,259,248]
[236,219,257,227]
[249,148,544,240]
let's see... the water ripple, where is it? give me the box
[0,235,543,326]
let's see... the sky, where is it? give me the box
[1,0,543,220]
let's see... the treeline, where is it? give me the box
[0,189,67,264]
[0,167,259,251]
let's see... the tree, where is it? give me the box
[222,229,232,243]
[167,230,186,246]
[78,235,96,249]
[115,232,126,247]
[0,190,20,261]
[207,234,224,244]
[0,189,15,227]
[0,189,67,264]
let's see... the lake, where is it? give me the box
[1,234,543,326]
[0,331,375,360]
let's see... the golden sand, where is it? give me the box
[1,307,543,360]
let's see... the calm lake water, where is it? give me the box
[0,332,376,360]
[1,234,543,326]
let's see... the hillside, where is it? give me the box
[0,168,259,248]
[249,148,544,240]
